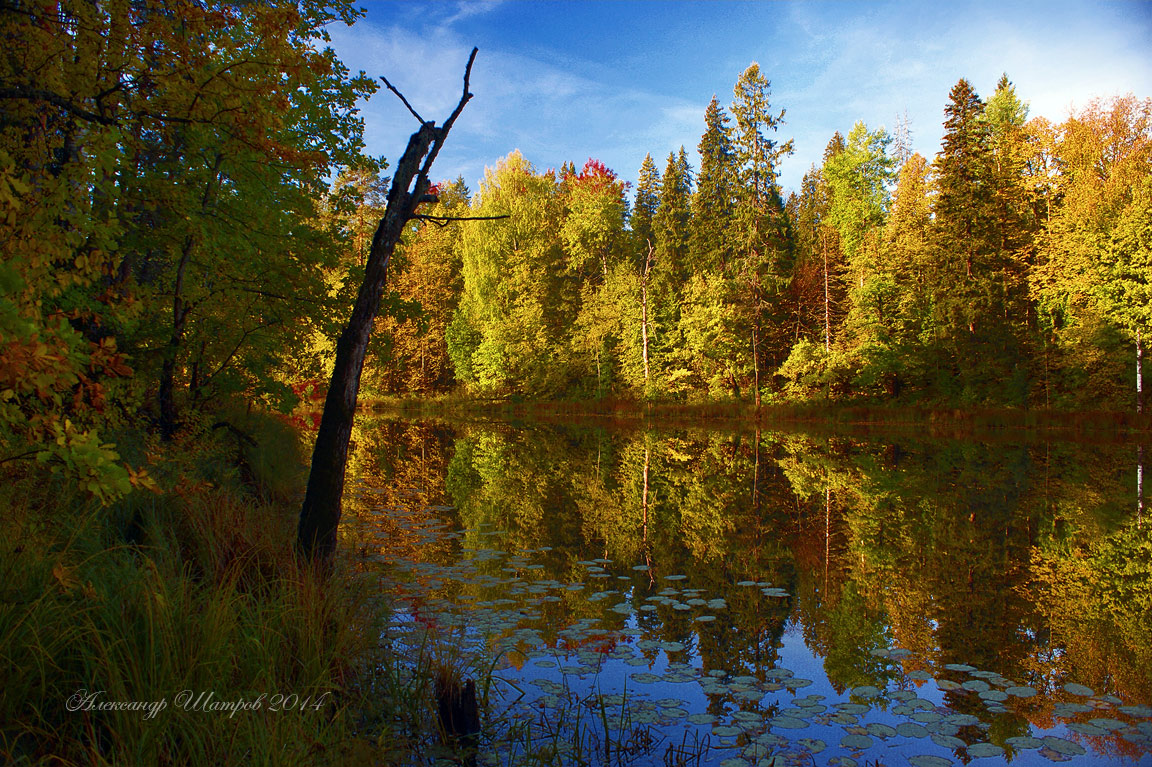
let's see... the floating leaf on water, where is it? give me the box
[870,648,891,658]
[944,664,976,672]
[631,565,649,571]
[1066,722,1107,736]
[737,580,758,587]
[836,703,870,714]
[708,599,728,609]
[943,713,979,726]
[930,734,966,750]
[1088,718,1126,731]
[713,725,743,737]
[719,759,748,767]
[662,707,689,719]
[867,723,897,739]
[1005,686,1037,698]
[732,710,762,722]
[688,712,716,724]
[631,709,660,724]
[911,711,944,724]
[1119,705,1152,717]
[841,733,872,750]
[908,670,933,681]
[978,690,1008,702]
[851,685,882,698]
[764,668,794,680]
[961,680,990,692]
[630,673,660,684]
[639,604,657,612]
[828,759,858,767]
[761,588,789,597]
[771,715,808,729]
[1005,736,1044,750]
[664,574,687,581]
[695,614,717,622]
[936,679,962,691]
[673,603,692,611]
[797,738,826,754]
[1041,736,1086,756]
[897,722,930,738]
[830,713,858,725]
[967,743,1003,758]
[908,757,953,767]
[1052,702,1092,716]
[1063,683,1094,697]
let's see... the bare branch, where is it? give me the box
[379,74,425,124]
[418,47,478,181]
[412,213,510,228]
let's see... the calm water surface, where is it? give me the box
[346,418,1151,767]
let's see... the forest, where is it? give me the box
[2,2,1150,764]
[385,76,1151,414]
[3,1,1151,500]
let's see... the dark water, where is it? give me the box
[347,418,1152,767]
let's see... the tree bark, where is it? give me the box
[297,49,477,566]
[1137,326,1144,415]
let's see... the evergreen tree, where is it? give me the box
[930,78,1016,399]
[728,63,794,401]
[631,153,661,264]
[649,148,694,388]
[692,96,738,273]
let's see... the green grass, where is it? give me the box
[0,411,409,767]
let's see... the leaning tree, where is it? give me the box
[297,48,494,566]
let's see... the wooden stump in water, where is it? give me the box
[435,667,480,763]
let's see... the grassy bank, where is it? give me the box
[368,392,1152,442]
[0,413,413,767]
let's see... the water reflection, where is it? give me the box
[347,419,1152,766]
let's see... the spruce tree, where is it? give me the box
[931,78,1014,399]
[692,95,738,274]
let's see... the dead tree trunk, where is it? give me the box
[297,49,478,566]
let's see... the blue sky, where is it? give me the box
[329,0,1152,198]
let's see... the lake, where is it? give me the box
[345,417,1151,767]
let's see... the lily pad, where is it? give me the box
[1005,686,1038,698]
[770,715,808,729]
[797,737,826,753]
[931,734,966,750]
[897,722,930,738]
[908,757,952,767]
[1041,736,1086,756]
[851,685,883,698]
[866,723,897,739]
[1066,722,1107,736]
[841,733,873,750]
[664,574,687,581]
[1063,683,1094,697]
[713,725,743,737]
[944,663,976,672]
[967,743,1003,758]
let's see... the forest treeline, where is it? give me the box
[2,1,1150,501]
[380,71,1151,415]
